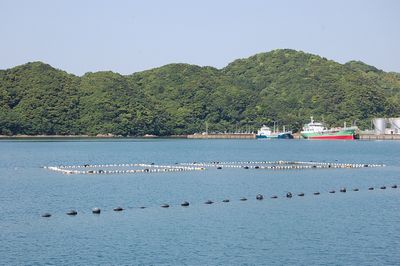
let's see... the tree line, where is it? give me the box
[1,49,399,136]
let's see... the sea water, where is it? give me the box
[0,139,399,265]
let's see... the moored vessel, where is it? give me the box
[256,125,293,139]
[300,117,359,140]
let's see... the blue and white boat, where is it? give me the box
[256,125,293,139]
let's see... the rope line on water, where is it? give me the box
[41,184,398,218]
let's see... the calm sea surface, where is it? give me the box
[0,139,399,265]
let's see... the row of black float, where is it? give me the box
[41,184,398,218]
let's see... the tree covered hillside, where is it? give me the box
[0,49,399,136]
[223,50,400,129]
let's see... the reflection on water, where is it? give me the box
[0,139,399,265]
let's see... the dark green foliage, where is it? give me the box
[223,49,400,130]
[0,49,399,136]
[0,62,80,135]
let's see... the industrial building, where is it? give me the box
[373,118,400,135]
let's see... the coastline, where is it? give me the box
[1,133,400,140]
[0,134,188,139]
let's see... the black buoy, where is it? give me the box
[92,207,101,214]
[256,194,264,200]
[298,193,305,197]
[392,185,397,188]
[368,187,374,190]
[217,166,222,170]
[222,199,230,203]
[181,201,190,207]
[240,197,247,201]
[139,206,146,209]
[113,207,124,211]
[286,192,292,198]
[41,213,51,218]
[353,188,359,191]
[314,192,320,195]
[380,186,386,190]
[340,188,346,193]
[66,210,78,216]
[161,204,170,208]
[329,190,335,194]
[205,200,214,204]
[243,166,249,169]
[271,195,278,199]
[255,166,260,169]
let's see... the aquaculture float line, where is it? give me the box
[44,165,205,175]
[41,184,398,218]
[180,161,385,170]
[43,160,384,175]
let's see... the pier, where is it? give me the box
[359,134,400,140]
[187,133,256,139]
[187,133,400,140]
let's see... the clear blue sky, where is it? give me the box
[0,0,399,75]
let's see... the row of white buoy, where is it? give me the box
[44,166,205,175]
[181,160,385,168]
[52,163,145,169]
[46,163,192,170]
[44,160,384,175]
[297,161,384,168]
[41,184,398,217]
[52,162,211,170]
[251,164,374,170]
[182,163,383,170]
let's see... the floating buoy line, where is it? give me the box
[41,160,390,217]
[41,184,398,218]
[43,160,385,175]
[44,163,205,175]
[182,161,385,170]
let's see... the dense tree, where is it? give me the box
[0,49,399,136]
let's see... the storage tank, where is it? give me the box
[388,118,400,134]
[373,118,386,135]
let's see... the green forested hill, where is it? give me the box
[1,49,399,136]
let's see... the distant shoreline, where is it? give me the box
[0,134,188,139]
[1,133,399,140]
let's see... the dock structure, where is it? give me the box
[293,133,400,140]
[187,133,256,139]
[187,133,400,140]
[359,134,400,140]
